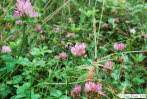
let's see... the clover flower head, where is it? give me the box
[1,45,12,53]
[13,0,37,18]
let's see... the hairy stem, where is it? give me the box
[18,23,27,58]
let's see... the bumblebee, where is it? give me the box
[65,42,75,50]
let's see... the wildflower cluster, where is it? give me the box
[14,0,37,18]
[71,81,104,99]
[1,45,12,53]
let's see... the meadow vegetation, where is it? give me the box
[0,0,147,99]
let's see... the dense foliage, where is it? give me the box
[0,0,147,99]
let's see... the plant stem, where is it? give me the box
[18,23,27,59]
[93,10,97,59]
[2,24,27,83]
[30,67,33,99]
[96,0,105,57]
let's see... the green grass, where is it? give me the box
[0,0,146,99]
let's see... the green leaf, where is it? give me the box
[31,89,40,99]
[4,15,18,22]
[11,94,26,99]
[108,18,115,24]
[71,28,81,32]
[31,94,40,99]
[111,69,120,80]
[60,95,71,99]
[97,0,103,2]
[30,47,52,56]
[0,84,12,98]
[130,53,146,63]
[1,55,14,61]
[133,77,145,85]
[50,89,62,97]
[108,18,117,28]
[136,88,146,94]
[6,62,16,72]
[121,80,132,88]
[47,59,59,66]
[42,0,47,3]
[22,82,31,89]
[30,48,41,56]
[17,57,31,66]
[81,58,92,65]
[13,75,23,84]
[9,42,17,48]
[53,40,57,44]
[32,58,46,67]
[2,31,13,35]
[86,11,96,17]
[16,82,31,95]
